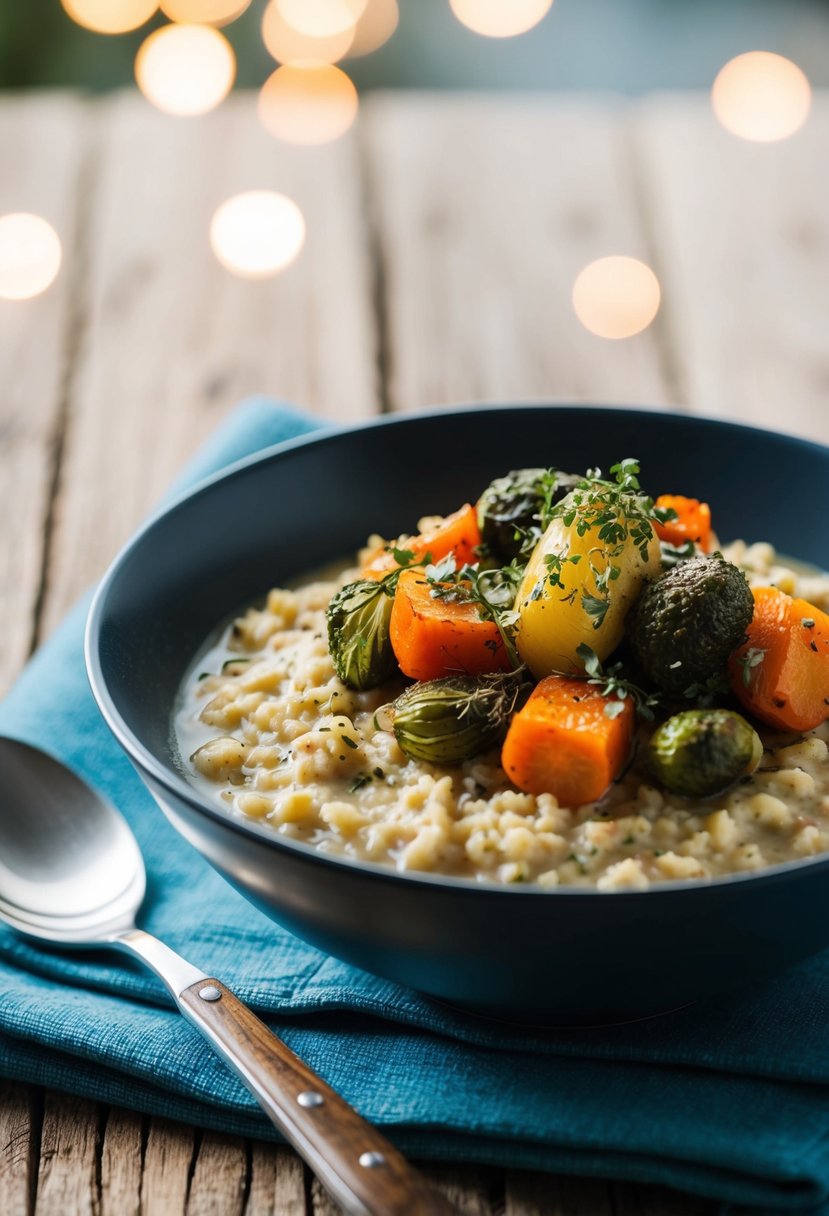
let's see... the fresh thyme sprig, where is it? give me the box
[424,555,523,669]
[576,643,662,720]
[542,459,676,630]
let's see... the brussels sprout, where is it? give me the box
[326,579,398,690]
[646,708,762,798]
[627,553,754,697]
[391,670,528,765]
[477,467,580,561]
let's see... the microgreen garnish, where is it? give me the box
[576,643,661,720]
[736,647,766,688]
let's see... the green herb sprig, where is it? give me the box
[424,555,523,669]
[576,643,661,721]
[543,459,676,630]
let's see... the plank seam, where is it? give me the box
[27,103,100,655]
[356,118,393,415]
[28,1086,43,1216]
[625,107,688,412]
[184,1127,202,1212]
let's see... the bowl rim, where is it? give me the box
[85,401,829,899]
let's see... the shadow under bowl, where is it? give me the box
[86,405,829,1023]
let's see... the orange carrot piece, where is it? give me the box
[729,587,829,732]
[389,568,511,681]
[501,676,634,806]
[654,495,712,552]
[362,504,481,579]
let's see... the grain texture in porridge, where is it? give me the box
[176,542,829,889]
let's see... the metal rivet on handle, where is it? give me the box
[359,1151,386,1169]
[297,1091,324,1108]
[198,985,222,1002]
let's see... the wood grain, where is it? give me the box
[246,1144,306,1215]
[140,1119,196,1216]
[100,1108,143,1216]
[362,93,674,413]
[0,95,87,695]
[36,1094,100,1216]
[187,1131,247,1216]
[0,1082,39,1216]
[39,91,379,640]
[634,93,829,440]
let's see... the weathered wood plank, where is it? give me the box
[0,1082,39,1216]
[140,1118,195,1216]
[36,1093,100,1216]
[634,93,829,440]
[0,94,87,694]
[506,1170,614,1214]
[245,1143,306,1215]
[40,91,379,639]
[362,93,672,413]
[426,1162,501,1213]
[187,1130,247,1216]
[100,1108,143,1216]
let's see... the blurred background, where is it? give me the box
[4,0,829,94]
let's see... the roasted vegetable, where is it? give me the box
[627,553,754,697]
[476,468,580,562]
[514,472,663,675]
[390,568,512,681]
[326,579,398,690]
[646,709,762,798]
[391,670,527,764]
[729,587,829,732]
[653,495,712,553]
[361,504,481,579]
[501,674,635,806]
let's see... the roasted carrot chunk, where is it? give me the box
[501,676,635,806]
[654,495,712,552]
[729,587,829,732]
[361,504,481,579]
[389,569,511,681]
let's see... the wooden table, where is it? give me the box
[1,87,827,1215]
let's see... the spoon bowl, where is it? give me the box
[0,734,452,1215]
[0,737,145,938]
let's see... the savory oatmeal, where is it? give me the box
[175,462,829,890]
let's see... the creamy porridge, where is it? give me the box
[176,531,829,891]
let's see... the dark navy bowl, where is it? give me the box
[86,405,829,1023]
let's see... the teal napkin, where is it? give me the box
[1,399,828,1216]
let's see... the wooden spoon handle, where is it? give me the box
[178,978,454,1216]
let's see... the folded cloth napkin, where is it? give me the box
[1,398,828,1216]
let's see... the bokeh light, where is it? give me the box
[262,0,354,64]
[258,63,359,144]
[449,0,553,39]
[160,0,251,24]
[0,214,62,301]
[711,52,811,143]
[61,0,158,34]
[277,0,367,39]
[572,256,661,340]
[210,191,306,278]
[135,24,236,116]
[348,0,398,57]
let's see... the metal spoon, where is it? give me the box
[0,736,453,1216]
